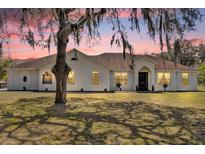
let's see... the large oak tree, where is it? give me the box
[0,8,201,104]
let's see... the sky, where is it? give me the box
[2,8,205,60]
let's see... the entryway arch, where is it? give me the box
[138,66,152,91]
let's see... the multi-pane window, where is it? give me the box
[157,72,171,85]
[182,73,189,86]
[114,72,128,85]
[68,71,75,85]
[42,72,52,84]
[92,72,100,85]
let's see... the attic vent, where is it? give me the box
[71,50,78,61]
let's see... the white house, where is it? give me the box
[7,48,198,92]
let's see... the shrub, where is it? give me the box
[152,85,155,92]
[163,83,168,92]
[116,82,122,91]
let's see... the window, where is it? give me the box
[182,73,189,86]
[68,71,75,84]
[114,72,128,85]
[92,72,100,85]
[157,72,171,85]
[42,72,52,84]
[23,76,27,82]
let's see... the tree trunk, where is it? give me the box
[52,36,71,104]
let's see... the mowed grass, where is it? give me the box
[0,91,205,144]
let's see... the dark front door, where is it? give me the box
[138,72,148,91]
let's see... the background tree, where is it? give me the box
[0,58,12,81]
[170,40,198,67]
[178,40,199,67]
[198,44,205,64]
[153,40,204,67]
[0,8,202,104]
[198,63,205,87]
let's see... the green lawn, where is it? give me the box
[0,91,205,144]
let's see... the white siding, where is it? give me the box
[38,51,110,91]
[188,72,198,91]
[155,70,198,91]
[7,70,39,90]
[110,71,135,91]
[7,52,198,92]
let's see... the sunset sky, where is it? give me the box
[2,8,205,60]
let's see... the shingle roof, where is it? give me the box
[155,59,196,71]
[90,53,133,71]
[10,53,57,69]
[11,48,197,71]
[91,53,196,71]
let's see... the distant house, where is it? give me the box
[7,49,198,92]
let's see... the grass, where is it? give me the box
[0,91,205,144]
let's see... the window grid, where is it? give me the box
[157,72,171,85]
[92,72,100,85]
[114,72,128,85]
[182,73,189,86]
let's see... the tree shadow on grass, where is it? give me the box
[0,96,205,144]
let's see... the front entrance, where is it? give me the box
[138,72,148,91]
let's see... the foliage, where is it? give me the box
[198,44,205,64]
[0,58,12,80]
[173,39,181,66]
[178,40,198,66]
[0,9,202,59]
[163,83,168,92]
[154,40,204,67]
[198,63,205,86]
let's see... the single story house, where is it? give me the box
[7,48,198,92]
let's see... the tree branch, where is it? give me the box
[58,9,106,42]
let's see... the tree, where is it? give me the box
[198,63,205,86]
[0,58,12,81]
[178,40,198,67]
[198,44,205,64]
[0,8,202,104]
[156,40,202,67]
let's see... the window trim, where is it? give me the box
[182,72,189,86]
[114,72,128,85]
[157,72,171,85]
[92,71,100,85]
[42,71,52,84]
